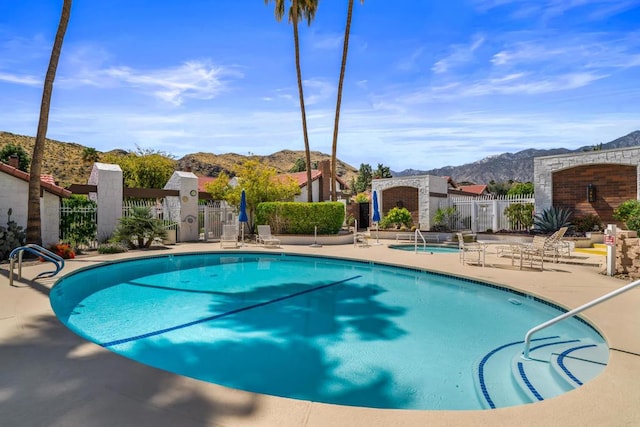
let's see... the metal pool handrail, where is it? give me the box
[414,229,426,253]
[522,279,640,359]
[8,244,65,286]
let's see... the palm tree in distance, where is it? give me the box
[27,0,72,245]
[331,0,363,201]
[265,0,318,202]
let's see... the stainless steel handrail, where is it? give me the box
[8,244,65,286]
[414,229,426,253]
[522,279,640,359]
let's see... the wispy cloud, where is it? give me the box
[472,0,639,21]
[102,61,238,105]
[0,72,41,86]
[432,34,486,74]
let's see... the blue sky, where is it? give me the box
[1,0,639,172]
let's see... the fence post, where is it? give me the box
[88,163,123,241]
[164,171,199,242]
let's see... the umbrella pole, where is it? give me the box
[240,223,244,246]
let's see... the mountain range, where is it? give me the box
[392,130,640,183]
[1,130,639,188]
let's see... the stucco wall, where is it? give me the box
[0,173,60,246]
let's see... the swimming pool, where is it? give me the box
[50,252,607,410]
[388,244,459,253]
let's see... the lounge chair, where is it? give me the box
[456,232,486,267]
[257,225,281,247]
[220,224,239,248]
[518,235,548,270]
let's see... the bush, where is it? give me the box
[613,199,640,223]
[112,206,168,248]
[48,243,75,259]
[379,207,412,230]
[255,202,345,234]
[98,243,129,254]
[60,195,97,250]
[0,208,26,260]
[504,203,534,230]
[431,206,458,232]
[572,214,603,233]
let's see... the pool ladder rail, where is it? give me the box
[8,244,65,286]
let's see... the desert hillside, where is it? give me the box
[0,131,358,188]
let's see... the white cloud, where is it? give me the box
[0,72,41,86]
[432,34,485,74]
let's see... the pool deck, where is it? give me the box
[1,242,638,426]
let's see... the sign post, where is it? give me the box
[605,224,616,277]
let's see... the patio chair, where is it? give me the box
[257,225,281,247]
[220,224,239,248]
[518,235,548,270]
[456,233,486,267]
[547,226,571,260]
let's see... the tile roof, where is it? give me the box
[0,162,71,198]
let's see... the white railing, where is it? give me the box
[522,279,640,359]
[414,229,426,253]
[449,193,534,233]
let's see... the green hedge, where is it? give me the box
[256,202,345,234]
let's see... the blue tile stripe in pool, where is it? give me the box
[478,336,558,409]
[557,344,598,386]
[100,274,363,348]
[517,362,544,401]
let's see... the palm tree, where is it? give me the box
[265,0,318,202]
[330,0,363,201]
[26,0,72,245]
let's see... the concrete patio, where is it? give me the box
[1,242,638,426]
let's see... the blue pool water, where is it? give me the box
[50,253,607,410]
[388,244,459,253]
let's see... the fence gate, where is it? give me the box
[449,194,535,233]
[199,201,236,240]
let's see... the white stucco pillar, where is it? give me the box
[88,163,123,241]
[164,171,199,242]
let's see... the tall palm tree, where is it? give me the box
[330,0,363,201]
[27,0,72,245]
[265,0,318,202]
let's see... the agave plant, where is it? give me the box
[533,207,573,234]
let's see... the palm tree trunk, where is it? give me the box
[331,0,355,201]
[27,0,72,245]
[292,0,314,202]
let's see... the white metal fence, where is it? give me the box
[449,194,535,232]
[59,201,99,249]
[199,200,237,240]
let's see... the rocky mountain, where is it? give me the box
[3,130,639,188]
[392,131,640,183]
[0,131,358,188]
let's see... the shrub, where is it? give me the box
[112,206,168,248]
[98,242,129,254]
[533,207,572,234]
[353,192,369,203]
[572,214,603,233]
[613,199,640,223]
[255,202,345,234]
[504,203,534,230]
[431,206,458,232]
[0,208,26,260]
[48,243,76,259]
[60,195,98,250]
[379,207,412,230]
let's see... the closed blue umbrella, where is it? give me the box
[372,191,381,222]
[372,191,381,244]
[239,190,248,245]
